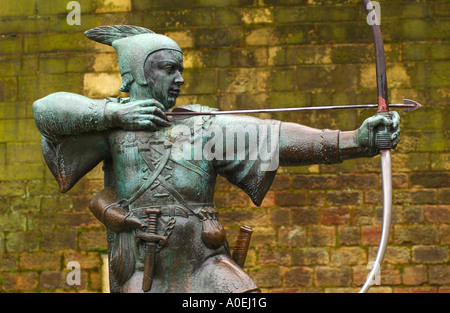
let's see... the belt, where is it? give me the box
[131,204,215,220]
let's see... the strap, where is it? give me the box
[141,153,206,219]
[120,146,171,209]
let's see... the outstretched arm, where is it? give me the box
[279,112,400,166]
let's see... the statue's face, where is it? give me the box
[144,50,184,110]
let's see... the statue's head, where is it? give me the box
[85,25,184,109]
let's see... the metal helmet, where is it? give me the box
[85,25,182,89]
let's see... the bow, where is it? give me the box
[359,0,391,293]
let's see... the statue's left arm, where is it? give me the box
[279,112,400,166]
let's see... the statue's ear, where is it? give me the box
[84,25,155,46]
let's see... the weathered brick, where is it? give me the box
[429,265,450,285]
[315,266,352,287]
[2,272,38,291]
[291,207,318,225]
[20,252,61,270]
[276,191,308,207]
[424,206,450,223]
[42,230,77,251]
[257,248,290,266]
[402,266,428,285]
[327,191,362,206]
[331,247,366,266]
[6,232,40,252]
[292,248,328,265]
[278,226,306,247]
[249,266,281,288]
[284,267,313,287]
[308,226,335,247]
[338,226,360,246]
[395,225,439,245]
[412,245,449,264]
[79,231,107,251]
[0,213,26,231]
[293,174,338,189]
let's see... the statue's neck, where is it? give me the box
[129,83,152,102]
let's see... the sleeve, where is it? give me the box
[41,132,110,193]
[210,115,281,207]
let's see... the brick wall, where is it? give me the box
[0,0,448,293]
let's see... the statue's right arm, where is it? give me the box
[33,92,170,144]
[33,92,112,193]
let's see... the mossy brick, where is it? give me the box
[56,213,98,229]
[0,164,44,181]
[246,25,315,46]
[296,64,358,91]
[331,247,366,266]
[0,144,5,164]
[232,48,268,67]
[391,153,430,173]
[249,266,281,288]
[28,214,56,231]
[23,33,97,54]
[315,266,351,287]
[431,153,450,171]
[2,272,39,291]
[6,232,40,252]
[0,102,28,120]
[380,2,427,20]
[431,42,450,60]
[412,245,449,264]
[332,44,373,64]
[139,9,212,29]
[394,225,439,245]
[274,5,358,24]
[0,119,41,142]
[183,49,231,69]
[410,173,449,189]
[18,74,83,101]
[95,0,132,13]
[429,265,450,285]
[28,180,60,196]
[35,0,98,15]
[10,196,40,213]
[19,252,61,270]
[0,253,19,270]
[161,30,194,49]
[0,213,26,231]
[0,77,18,102]
[284,267,314,287]
[39,56,67,74]
[0,17,50,35]
[0,0,35,17]
[402,42,429,62]
[316,22,371,44]
[40,196,72,212]
[194,27,243,48]
[424,206,450,224]
[259,0,307,5]
[132,0,254,10]
[79,231,107,251]
[6,142,43,164]
[182,68,216,95]
[41,229,78,251]
[416,62,450,89]
[0,181,26,197]
[285,45,332,65]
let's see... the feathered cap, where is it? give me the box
[85,25,182,91]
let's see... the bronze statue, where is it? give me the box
[32,25,400,293]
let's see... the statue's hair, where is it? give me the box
[84,25,155,46]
